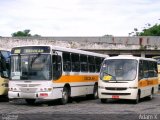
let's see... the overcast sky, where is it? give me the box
[0,0,160,37]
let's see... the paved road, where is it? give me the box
[0,94,160,120]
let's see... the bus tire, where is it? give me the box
[93,84,98,99]
[60,87,69,105]
[134,91,140,104]
[25,99,36,105]
[100,99,107,103]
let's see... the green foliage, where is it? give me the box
[11,29,41,37]
[12,29,31,37]
[139,24,160,36]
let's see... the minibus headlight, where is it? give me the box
[129,87,138,89]
[98,86,105,89]
[48,88,52,91]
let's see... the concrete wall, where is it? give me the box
[0,36,160,51]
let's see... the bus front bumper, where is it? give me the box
[8,91,58,100]
[98,87,138,100]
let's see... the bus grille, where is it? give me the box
[17,84,40,87]
[29,84,41,87]
[20,88,37,93]
[102,93,131,95]
[17,84,28,87]
[105,87,127,91]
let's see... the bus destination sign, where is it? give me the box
[11,46,51,54]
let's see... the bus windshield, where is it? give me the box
[100,59,137,81]
[0,51,10,78]
[11,54,51,80]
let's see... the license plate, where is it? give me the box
[40,93,48,97]
[112,95,119,99]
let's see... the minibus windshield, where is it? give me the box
[100,59,137,81]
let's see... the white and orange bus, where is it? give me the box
[98,55,159,104]
[0,50,10,98]
[9,45,108,104]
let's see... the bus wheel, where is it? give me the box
[25,99,36,105]
[93,84,98,99]
[134,92,140,104]
[61,87,69,105]
[100,99,107,103]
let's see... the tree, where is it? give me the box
[139,24,160,36]
[129,23,160,36]
[12,29,31,37]
[128,28,139,36]
[11,29,41,37]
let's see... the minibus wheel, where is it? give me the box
[93,84,98,99]
[100,99,107,103]
[25,99,36,105]
[134,91,140,104]
[60,87,69,105]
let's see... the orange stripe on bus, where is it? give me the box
[53,75,98,83]
[138,79,158,88]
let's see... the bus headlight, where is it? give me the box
[40,88,52,92]
[9,88,13,91]
[9,87,19,92]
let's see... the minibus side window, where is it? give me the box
[148,61,156,77]
[138,60,144,80]
[143,60,149,78]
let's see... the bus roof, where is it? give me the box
[152,56,160,59]
[104,55,157,62]
[52,46,108,58]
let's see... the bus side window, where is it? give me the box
[52,55,62,80]
[63,52,71,72]
[71,53,80,72]
[80,55,88,72]
[138,60,144,80]
[0,51,10,78]
[154,62,158,77]
[88,56,95,72]
[95,57,101,72]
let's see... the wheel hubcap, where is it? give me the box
[94,90,98,98]
[63,92,67,99]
